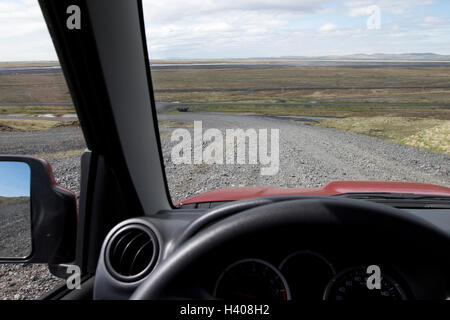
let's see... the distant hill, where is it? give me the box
[0,196,30,205]
[277,53,450,61]
[152,53,450,64]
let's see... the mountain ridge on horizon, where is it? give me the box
[156,53,450,61]
[3,53,450,64]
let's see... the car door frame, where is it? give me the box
[39,0,171,283]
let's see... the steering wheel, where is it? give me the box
[131,198,449,300]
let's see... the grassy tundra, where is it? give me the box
[1,61,449,153]
[151,65,450,154]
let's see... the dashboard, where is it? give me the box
[93,198,450,300]
[166,220,448,301]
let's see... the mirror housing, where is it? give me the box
[0,155,77,264]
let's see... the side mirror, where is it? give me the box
[0,156,77,264]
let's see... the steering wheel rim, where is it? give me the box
[131,198,449,300]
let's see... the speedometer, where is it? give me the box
[279,250,335,300]
[323,266,408,300]
[214,259,291,300]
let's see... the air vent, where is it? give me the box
[105,224,159,282]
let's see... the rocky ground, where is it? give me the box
[0,113,449,299]
[0,199,31,258]
[159,113,449,203]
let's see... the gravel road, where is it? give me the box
[159,112,449,203]
[0,112,449,299]
[0,127,85,157]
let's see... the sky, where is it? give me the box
[1,0,450,60]
[0,162,30,197]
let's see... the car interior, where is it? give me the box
[0,0,449,302]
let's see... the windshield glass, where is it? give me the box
[143,0,450,204]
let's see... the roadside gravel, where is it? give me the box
[0,127,85,156]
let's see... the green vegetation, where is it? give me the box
[316,117,450,154]
[32,148,85,159]
[170,104,450,119]
[2,61,450,154]
[4,62,450,110]
[151,66,450,108]
[152,64,450,154]
[401,121,450,154]
[158,120,193,128]
[0,119,79,131]
[0,105,74,116]
[0,61,59,68]
[0,196,29,205]
[0,72,72,104]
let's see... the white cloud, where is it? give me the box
[0,0,56,61]
[141,0,444,59]
[142,0,330,24]
[0,0,448,61]
[424,16,445,24]
[348,6,373,17]
[142,0,314,58]
[319,23,338,31]
[345,0,434,16]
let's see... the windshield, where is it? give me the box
[143,0,450,204]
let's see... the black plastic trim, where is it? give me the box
[105,224,159,282]
[0,156,77,264]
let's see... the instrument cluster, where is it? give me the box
[214,250,409,300]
